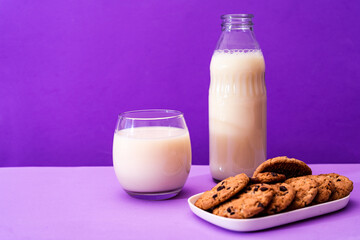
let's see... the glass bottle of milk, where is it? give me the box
[209,14,266,181]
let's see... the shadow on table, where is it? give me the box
[174,173,212,200]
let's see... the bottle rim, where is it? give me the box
[221,14,254,19]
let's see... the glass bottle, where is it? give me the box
[209,14,266,180]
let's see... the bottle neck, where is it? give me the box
[221,14,254,32]
[216,14,260,50]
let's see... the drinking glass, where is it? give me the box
[113,109,192,200]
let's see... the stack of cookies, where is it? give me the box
[195,156,353,219]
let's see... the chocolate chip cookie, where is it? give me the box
[253,156,312,178]
[320,173,353,201]
[285,176,318,210]
[212,183,274,218]
[265,183,295,215]
[194,173,249,210]
[251,172,286,184]
[309,175,335,204]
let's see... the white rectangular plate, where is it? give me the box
[188,192,350,232]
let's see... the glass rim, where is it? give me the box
[118,109,184,120]
[221,14,254,19]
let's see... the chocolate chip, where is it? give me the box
[257,202,264,208]
[250,177,259,183]
[260,187,268,191]
[207,207,214,213]
[227,187,231,190]
[254,186,260,192]
[271,207,278,212]
[279,186,287,192]
[271,172,278,176]
[230,212,235,215]
[221,181,226,185]
[227,207,232,213]
[212,194,218,199]
[217,186,225,191]
[337,179,341,182]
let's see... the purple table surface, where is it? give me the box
[0,164,359,240]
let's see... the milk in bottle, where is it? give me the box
[209,14,266,180]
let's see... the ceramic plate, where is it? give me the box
[188,192,350,232]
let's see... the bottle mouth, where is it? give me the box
[221,14,254,28]
[221,14,254,19]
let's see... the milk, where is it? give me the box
[209,49,266,180]
[113,126,191,192]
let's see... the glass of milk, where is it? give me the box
[113,109,191,200]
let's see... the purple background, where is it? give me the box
[1,1,360,167]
